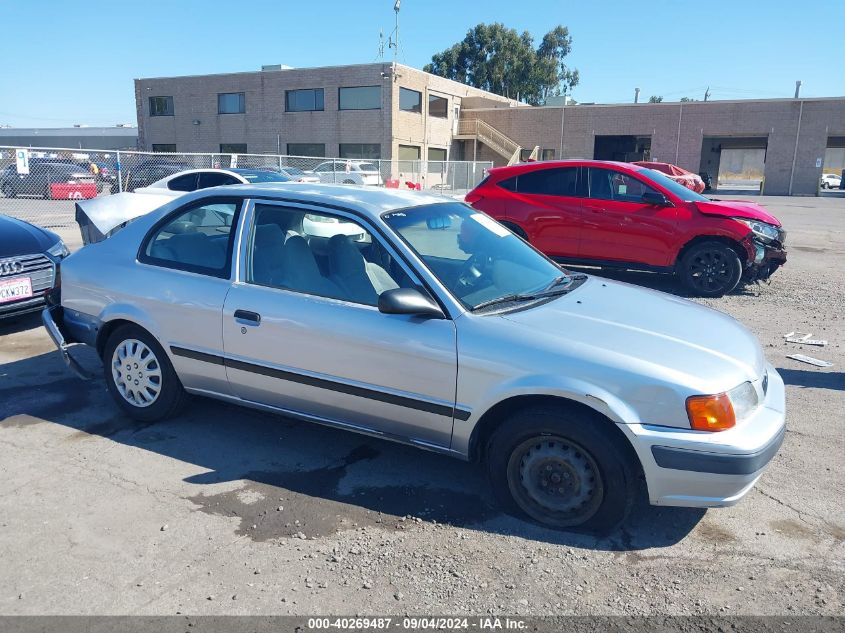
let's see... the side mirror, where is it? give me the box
[378,288,445,319]
[642,191,671,206]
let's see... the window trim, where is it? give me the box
[338,85,382,111]
[239,199,426,310]
[284,88,325,113]
[217,92,246,114]
[137,196,245,279]
[149,96,174,117]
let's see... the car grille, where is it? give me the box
[0,253,55,294]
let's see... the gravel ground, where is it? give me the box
[0,195,842,617]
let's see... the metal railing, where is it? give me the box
[457,119,523,164]
[0,146,493,229]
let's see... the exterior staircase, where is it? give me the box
[456,118,531,165]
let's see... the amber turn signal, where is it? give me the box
[686,393,736,431]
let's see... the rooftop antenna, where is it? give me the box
[634,87,640,103]
[388,0,401,68]
[704,86,711,101]
[376,29,385,62]
[794,80,802,99]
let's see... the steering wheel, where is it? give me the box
[456,253,492,291]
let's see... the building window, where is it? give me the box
[398,145,421,161]
[428,148,447,162]
[218,92,245,114]
[285,89,324,112]
[220,143,247,153]
[339,86,381,110]
[520,149,532,162]
[149,96,174,117]
[339,143,381,159]
[542,149,556,161]
[287,143,326,157]
[427,147,447,173]
[399,87,422,113]
[428,94,448,118]
[151,144,177,152]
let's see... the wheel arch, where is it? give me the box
[675,234,751,270]
[466,394,642,477]
[95,307,162,359]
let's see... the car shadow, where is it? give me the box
[568,266,767,299]
[777,367,844,391]
[0,310,43,335]
[0,349,705,551]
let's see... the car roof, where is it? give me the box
[488,159,645,177]
[192,182,453,218]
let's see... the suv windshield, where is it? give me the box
[383,202,574,311]
[642,168,709,202]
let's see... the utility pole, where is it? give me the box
[634,87,640,104]
[703,86,711,102]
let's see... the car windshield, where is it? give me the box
[642,168,709,202]
[237,170,290,183]
[383,202,573,311]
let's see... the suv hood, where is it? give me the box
[695,199,781,226]
[501,277,765,394]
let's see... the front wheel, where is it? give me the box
[103,324,188,422]
[678,241,742,297]
[487,406,637,532]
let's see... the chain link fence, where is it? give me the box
[0,147,492,229]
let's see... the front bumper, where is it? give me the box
[41,306,94,380]
[741,236,787,283]
[618,365,786,508]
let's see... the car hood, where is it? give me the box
[0,214,59,257]
[695,199,781,226]
[500,277,765,393]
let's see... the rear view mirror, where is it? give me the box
[378,288,445,319]
[642,191,671,206]
[426,216,452,230]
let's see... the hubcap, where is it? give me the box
[509,436,604,525]
[111,339,162,408]
[689,250,733,292]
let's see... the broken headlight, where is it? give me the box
[734,218,781,244]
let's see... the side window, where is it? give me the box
[515,167,578,196]
[198,172,240,189]
[167,173,198,192]
[246,204,414,306]
[142,201,240,277]
[589,168,657,202]
[498,177,517,191]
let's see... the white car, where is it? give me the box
[820,173,842,189]
[278,166,320,183]
[133,168,291,197]
[309,160,383,186]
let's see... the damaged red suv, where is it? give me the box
[465,160,786,296]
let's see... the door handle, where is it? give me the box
[234,309,261,325]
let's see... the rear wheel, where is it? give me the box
[679,241,742,297]
[103,324,188,422]
[487,405,637,532]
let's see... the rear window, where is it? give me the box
[498,167,579,196]
[240,171,289,183]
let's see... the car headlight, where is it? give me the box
[47,240,69,259]
[686,381,760,432]
[734,218,780,244]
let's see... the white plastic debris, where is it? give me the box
[786,354,833,368]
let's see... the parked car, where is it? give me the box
[309,160,383,186]
[0,162,96,199]
[44,184,785,531]
[465,160,787,297]
[632,161,705,193]
[278,166,320,183]
[0,214,68,318]
[133,168,291,196]
[116,160,188,194]
[820,173,842,189]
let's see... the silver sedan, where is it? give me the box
[43,183,786,531]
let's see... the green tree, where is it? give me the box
[423,23,578,105]
[680,96,696,102]
[648,95,664,103]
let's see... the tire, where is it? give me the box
[343,179,355,185]
[678,240,743,297]
[499,221,528,241]
[102,324,188,423]
[486,405,637,532]
[0,184,14,198]
[821,182,828,189]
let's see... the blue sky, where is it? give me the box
[1,0,842,127]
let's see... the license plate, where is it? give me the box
[0,277,33,304]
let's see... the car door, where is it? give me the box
[503,166,583,257]
[221,200,459,449]
[579,167,678,266]
[137,197,244,395]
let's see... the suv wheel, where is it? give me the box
[103,324,188,422]
[679,241,742,297]
[487,405,637,532]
